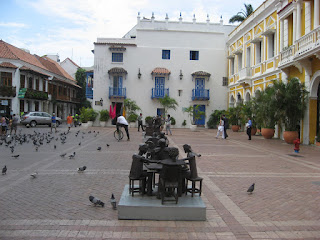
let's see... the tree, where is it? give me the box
[229,4,254,24]
[158,94,178,114]
[124,98,141,116]
[75,68,91,111]
[183,105,205,125]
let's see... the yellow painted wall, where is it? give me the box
[254,83,264,91]
[266,75,277,81]
[309,99,318,144]
[301,2,305,36]
[254,66,261,74]
[288,14,293,46]
[311,0,314,30]
[254,79,264,84]
[312,57,320,75]
[267,60,274,69]
[287,66,305,83]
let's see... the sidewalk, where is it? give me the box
[0,127,319,239]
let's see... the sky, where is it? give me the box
[0,0,265,67]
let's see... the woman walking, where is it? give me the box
[216,116,225,139]
[165,114,172,135]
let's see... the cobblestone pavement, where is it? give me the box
[0,125,320,240]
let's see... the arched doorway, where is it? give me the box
[309,71,320,144]
[229,95,235,108]
[245,91,251,102]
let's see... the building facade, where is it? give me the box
[93,14,235,127]
[0,40,80,120]
[227,0,320,144]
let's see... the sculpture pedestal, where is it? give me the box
[118,185,206,221]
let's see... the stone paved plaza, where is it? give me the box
[0,125,320,240]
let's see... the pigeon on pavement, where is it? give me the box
[69,152,76,159]
[77,166,87,172]
[2,166,7,175]
[60,153,67,158]
[110,193,117,210]
[89,195,104,207]
[247,183,255,194]
[30,172,38,178]
[12,155,20,158]
[106,144,110,147]
[97,147,101,151]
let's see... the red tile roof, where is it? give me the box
[108,67,128,74]
[20,65,51,77]
[192,71,211,77]
[0,40,46,70]
[151,67,171,75]
[0,62,18,68]
[36,56,75,81]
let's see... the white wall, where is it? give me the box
[93,20,234,127]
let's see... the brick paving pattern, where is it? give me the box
[0,126,320,239]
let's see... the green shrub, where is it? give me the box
[145,116,153,123]
[207,110,226,129]
[88,108,98,121]
[80,107,98,123]
[182,120,187,126]
[128,113,138,122]
[170,117,176,125]
[99,109,110,121]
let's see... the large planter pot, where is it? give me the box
[261,128,275,139]
[99,121,106,127]
[190,124,197,132]
[87,121,93,127]
[82,122,90,128]
[129,122,136,128]
[231,125,240,132]
[251,128,257,136]
[283,131,299,144]
[316,142,320,146]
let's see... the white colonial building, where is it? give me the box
[93,14,235,127]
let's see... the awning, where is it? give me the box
[0,62,18,69]
[109,45,126,51]
[191,71,211,77]
[151,67,171,75]
[108,67,128,74]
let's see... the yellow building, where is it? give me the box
[227,0,320,144]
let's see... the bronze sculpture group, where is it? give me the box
[129,119,203,204]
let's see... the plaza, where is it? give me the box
[0,125,320,239]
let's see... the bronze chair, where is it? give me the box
[185,155,203,197]
[129,154,147,196]
[159,165,181,204]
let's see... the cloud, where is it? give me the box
[0,22,27,28]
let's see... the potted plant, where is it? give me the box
[88,108,98,126]
[183,105,205,131]
[158,95,178,115]
[182,119,187,127]
[273,78,308,144]
[253,86,279,139]
[99,109,109,127]
[80,107,90,128]
[227,105,242,132]
[128,113,138,128]
[170,116,176,128]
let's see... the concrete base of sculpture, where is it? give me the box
[118,185,206,221]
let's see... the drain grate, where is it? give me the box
[287,154,303,157]
[312,181,320,186]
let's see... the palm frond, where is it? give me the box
[229,15,245,23]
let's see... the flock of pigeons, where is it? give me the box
[1,128,117,209]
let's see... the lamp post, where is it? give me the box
[138,68,142,79]
[100,98,103,106]
[179,70,183,80]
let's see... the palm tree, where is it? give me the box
[229,4,254,24]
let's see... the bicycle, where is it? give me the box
[114,128,124,141]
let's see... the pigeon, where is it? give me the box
[12,155,20,158]
[110,193,117,210]
[54,145,57,149]
[2,166,7,175]
[30,172,38,178]
[69,152,76,159]
[35,146,39,152]
[77,166,87,172]
[10,146,14,154]
[97,147,101,151]
[89,195,104,207]
[106,144,110,147]
[247,183,255,194]
[79,142,81,146]
[60,153,67,158]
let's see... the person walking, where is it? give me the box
[116,114,130,141]
[246,117,252,140]
[137,113,144,132]
[222,114,229,139]
[216,116,225,139]
[10,114,19,135]
[67,113,73,131]
[1,116,7,136]
[51,113,57,133]
[165,114,172,135]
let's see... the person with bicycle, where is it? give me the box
[116,114,130,141]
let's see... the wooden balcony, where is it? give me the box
[0,85,16,97]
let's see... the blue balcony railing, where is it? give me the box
[109,87,126,99]
[86,86,93,99]
[151,88,169,99]
[192,89,210,100]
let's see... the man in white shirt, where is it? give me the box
[116,114,130,141]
